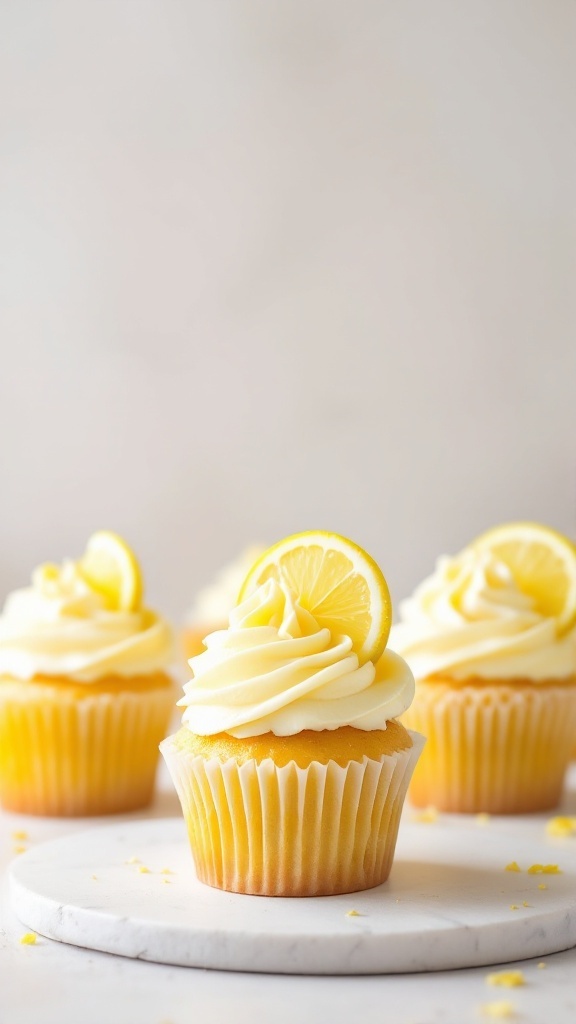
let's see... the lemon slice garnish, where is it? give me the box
[238,531,391,664]
[78,531,143,612]
[473,522,576,633]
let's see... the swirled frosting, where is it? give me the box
[179,578,414,737]
[0,560,174,683]
[389,548,576,682]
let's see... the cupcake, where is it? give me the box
[162,531,422,897]
[0,531,175,816]
[391,523,576,814]
[183,545,264,659]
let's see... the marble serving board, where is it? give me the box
[9,816,576,975]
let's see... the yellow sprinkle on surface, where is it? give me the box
[480,1001,516,1018]
[91,875,98,881]
[125,856,140,865]
[486,970,525,988]
[20,933,37,946]
[537,883,547,890]
[162,878,171,885]
[160,868,174,875]
[537,962,547,969]
[345,909,361,917]
[412,806,438,823]
[505,861,521,873]
[509,905,519,911]
[12,830,28,841]
[476,813,491,826]
[527,863,562,875]
[137,866,150,874]
[13,846,26,855]
[545,816,576,838]
[522,901,531,908]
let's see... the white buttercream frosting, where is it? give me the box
[390,549,576,682]
[185,546,265,627]
[179,578,414,737]
[0,560,174,683]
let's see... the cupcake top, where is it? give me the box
[185,545,265,627]
[0,532,173,683]
[390,532,576,682]
[179,532,414,738]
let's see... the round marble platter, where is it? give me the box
[9,816,576,975]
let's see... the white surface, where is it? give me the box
[1,1,575,619]
[9,815,576,976]
[1,765,576,1022]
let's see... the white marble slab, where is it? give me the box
[9,816,576,975]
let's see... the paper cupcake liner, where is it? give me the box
[402,679,576,813]
[161,730,424,896]
[0,679,175,816]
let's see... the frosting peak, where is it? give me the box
[0,558,174,683]
[179,579,414,737]
[390,549,576,682]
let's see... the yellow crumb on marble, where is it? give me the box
[504,861,521,873]
[537,883,547,890]
[486,970,525,988]
[537,962,547,969]
[160,868,174,875]
[412,806,438,823]
[19,933,37,946]
[509,905,519,911]
[528,863,562,875]
[476,813,491,826]
[125,856,140,865]
[479,1000,516,1018]
[545,816,576,838]
[137,865,150,874]
[162,878,171,885]
[345,909,362,917]
[12,846,26,855]
[91,875,98,881]
[11,830,28,841]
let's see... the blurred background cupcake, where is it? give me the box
[391,523,576,814]
[182,545,264,659]
[0,531,175,816]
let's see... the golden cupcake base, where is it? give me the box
[0,672,175,816]
[161,723,424,897]
[402,676,576,813]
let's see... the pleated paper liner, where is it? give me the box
[0,675,175,815]
[161,730,424,896]
[402,677,576,813]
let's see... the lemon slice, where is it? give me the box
[473,522,576,633]
[79,531,143,612]
[238,531,391,663]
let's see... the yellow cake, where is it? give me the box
[162,531,423,897]
[0,532,175,816]
[391,523,576,814]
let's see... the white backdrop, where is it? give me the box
[1,1,575,620]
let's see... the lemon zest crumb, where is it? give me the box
[509,905,519,911]
[12,846,26,855]
[486,970,525,988]
[522,901,531,908]
[476,813,490,826]
[537,883,547,890]
[137,865,150,874]
[537,962,547,969]
[20,933,37,946]
[345,909,361,917]
[504,861,521,873]
[125,856,140,865]
[12,830,28,841]
[527,863,562,875]
[162,878,171,885]
[160,868,174,875]
[545,816,576,838]
[480,1001,516,1018]
[91,875,98,881]
[412,806,438,823]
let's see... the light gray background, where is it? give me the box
[1,1,575,621]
